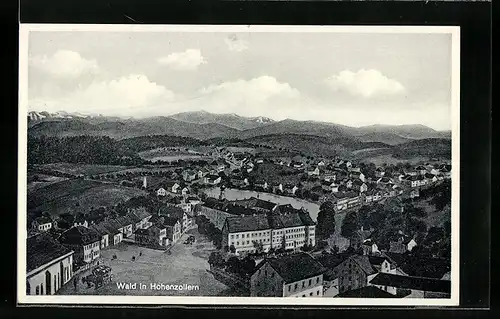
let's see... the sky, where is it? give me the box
[26,28,454,130]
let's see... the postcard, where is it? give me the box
[18,24,460,306]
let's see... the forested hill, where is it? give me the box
[27,135,208,166]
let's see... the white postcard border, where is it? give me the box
[17,24,460,306]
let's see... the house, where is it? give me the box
[99,222,123,245]
[250,253,326,297]
[32,216,53,232]
[425,173,438,184]
[345,179,353,188]
[232,197,277,213]
[254,179,268,190]
[126,207,152,231]
[350,228,373,251]
[324,174,336,182]
[115,216,134,238]
[181,186,190,196]
[135,224,169,247]
[159,206,191,233]
[361,239,380,256]
[389,236,418,253]
[350,171,365,182]
[271,183,284,193]
[376,177,393,185]
[165,181,181,193]
[56,213,75,230]
[332,191,361,211]
[415,166,428,175]
[307,167,321,176]
[26,234,74,295]
[352,180,368,193]
[255,158,264,164]
[163,217,182,244]
[408,188,420,198]
[290,161,305,170]
[205,174,222,186]
[89,224,110,249]
[182,169,197,182]
[375,167,386,178]
[369,273,451,298]
[321,180,338,193]
[73,214,88,228]
[58,225,100,268]
[335,254,396,295]
[316,253,352,297]
[231,176,248,188]
[156,187,167,197]
[317,160,326,167]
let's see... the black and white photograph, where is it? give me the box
[18,24,460,306]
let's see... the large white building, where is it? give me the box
[221,204,316,254]
[26,234,74,295]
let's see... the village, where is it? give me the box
[26,148,452,299]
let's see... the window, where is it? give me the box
[236,241,239,246]
[302,281,305,288]
[36,286,39,295]
[231,235,234,239]
[288,285,291,292]
[294,283,298,290]
[317,290,320,296]
[308,279,312,286]
[316,277,320,284]
[302,295,306,297]
[309,292,313,296]
[236,234,239,239]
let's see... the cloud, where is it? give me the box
[157,49,207,71]
[224,34,249,52]
[193,76,301,117]
[325,69,405,98]
[29,50,99,78]
[30,75,174,114]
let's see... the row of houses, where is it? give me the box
[249,252,451,299]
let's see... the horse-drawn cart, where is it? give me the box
[82,265,113,290]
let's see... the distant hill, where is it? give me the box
[28,116,240,140]
[238,119,356,140]
[355,124,450,140]
[393,138,452,160]
[169,110,274,130]
[245,133,392,158]
[27,110,451,151]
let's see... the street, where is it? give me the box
[57,227,229,296]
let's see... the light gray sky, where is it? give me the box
[27,30,453,130]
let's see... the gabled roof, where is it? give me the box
[33,216,52,225]
[27,234,73,273]
[350,255,377,275]
[259,253,326,283]
[59,226,100,246]
[369,273,451,294]
[159,206,185,220]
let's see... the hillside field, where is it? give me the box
[27,178,147,222]
[35,163,131,176]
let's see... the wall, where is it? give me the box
[250,262,284,297]
[27,253,73,295]
[337,258,368,294]
[197,206,232,230]
[283,274,323,297]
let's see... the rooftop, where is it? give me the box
[27,234,73,273]
[369,273,451,294]
[58,225,100,246]
[261,253,326,283]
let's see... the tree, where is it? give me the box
[341,211,360,238]
[229,244,236,253]
[252,240,264,254]
[226,256,241,273]
[240,256,256,276]
[425,226,445,245]
[208,252,225,268]
[316,201,336,240]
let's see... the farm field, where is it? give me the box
[27,178,147,221]
[251,162,302,185]
[35,163,131,176]
[27,174,69,192]
[360,154,428,166]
